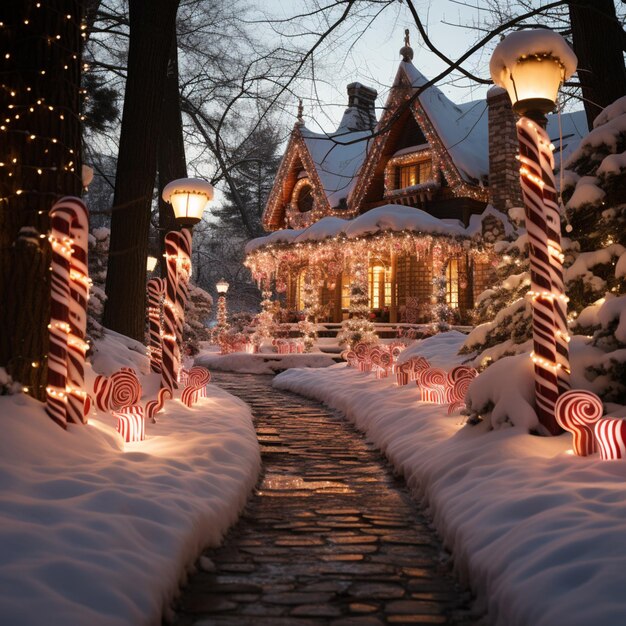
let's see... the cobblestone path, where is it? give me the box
[173,372,473,626]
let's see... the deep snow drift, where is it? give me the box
[274,332,626,626]
[0,330,261,626]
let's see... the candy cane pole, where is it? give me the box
[65,198,90,425]
[47,209,72,428]
[517,118,570,434]
[147,278,165,373]
[161,233,180,392]
[46,197,90,427]
[174,229,192,351]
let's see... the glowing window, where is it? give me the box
[397,160,431,189]
[446,259,459,308]
[368,264,390,309]
[341,273,351,309]
[295,270,306,310]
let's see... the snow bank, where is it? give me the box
[274,332,626,626]
[0,331,261,626]
[196,350,338,375]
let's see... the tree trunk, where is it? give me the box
[569,0,626,129]
[103,0,179,340]
[0,0,83,399]
[158,30,187,276]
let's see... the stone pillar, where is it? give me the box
[487,86,523,212]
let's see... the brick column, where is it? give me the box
[487,86,523,212]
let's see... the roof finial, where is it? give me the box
[400,28,414,62]
[296,98,304,125]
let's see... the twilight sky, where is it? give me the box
[253,0,503,133]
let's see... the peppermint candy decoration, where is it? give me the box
[181,366,211,408]
[555,390,602,456]
[446,367,478,414]
[419,367,448,404]
[145,387,172,423]
[93,368,142,412]
[594,418,626,461]
[113,406,145,443]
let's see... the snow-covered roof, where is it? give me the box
[399,62,489,183]
[293,216,349,243]
[244,229,300,254]
[300,126,371,208]
[398,61,586,182]
[343,204,466,238]
[247,204,509,254]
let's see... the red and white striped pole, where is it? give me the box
[46,197,90,428]
[147,277,165,373]
[490,29,576,435]
[160,229,192,391]
[517,118,570,434]
[161,233,180,392]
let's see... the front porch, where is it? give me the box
[245,205,498,327]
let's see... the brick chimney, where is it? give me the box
[342,82,377,131]
[487,86,523,212]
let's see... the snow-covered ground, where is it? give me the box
[196,345,339,374]
[0,331,261,626]
[274,332,626,626]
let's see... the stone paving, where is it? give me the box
[172,372,474,626]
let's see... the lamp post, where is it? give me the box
[215,279,230,350]
[160,178,214,390]
[490,30,577,435]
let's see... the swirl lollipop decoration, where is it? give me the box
[595,418,626,461]
[112,406,145,443]
[93,368,142,412]
[145,387,172,423]
[181,366,211,408]
[419,368,448,404]
[555,390,602,456]
[446,367,478,414]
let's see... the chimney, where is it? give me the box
[487,86,523,212]
[342,82,377,131]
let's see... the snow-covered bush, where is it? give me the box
[465,96,626,404]
[87,226,110,341]
[183,283,213,354]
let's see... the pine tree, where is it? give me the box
[338,258,378,349]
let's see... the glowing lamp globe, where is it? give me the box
[490,30,577,118]
[146,256,158,272]
[162,178,214,226]
[216,279,229,294]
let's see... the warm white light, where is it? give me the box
[216,278,229,294]
[162,178,214,226]
[490,30,577,117]
[146,256,158,272]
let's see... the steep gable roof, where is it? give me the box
[261,127,329,231]
[262,111,372,231]
[349,60,490,212]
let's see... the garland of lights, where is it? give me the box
[0,4,88,209]
[264,132,335,230]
